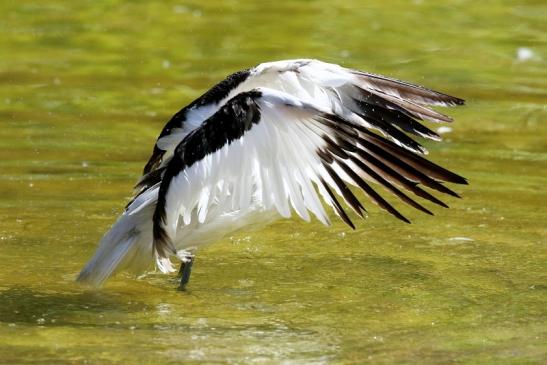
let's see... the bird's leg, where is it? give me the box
[177,250,194,291]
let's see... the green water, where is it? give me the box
[1,1,546,363]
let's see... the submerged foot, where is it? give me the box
[177,252,194,291]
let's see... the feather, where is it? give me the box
[79,59,467,287]
[353,71,465,107]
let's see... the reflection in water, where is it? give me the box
[0,287,147,326]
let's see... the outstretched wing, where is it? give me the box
[149,87,466,258]
[139,59,464,184]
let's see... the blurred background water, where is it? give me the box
[0,1,546,363]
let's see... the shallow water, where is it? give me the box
[1,1,546,364]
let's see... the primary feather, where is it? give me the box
[78,59,466,287]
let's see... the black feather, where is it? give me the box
[322,161,365,218]
[336,159,410,223]
[319,177,355,229]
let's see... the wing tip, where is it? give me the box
[451,97,466,106]
[400,215,411,224]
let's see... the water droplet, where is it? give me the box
[437,126,452,135]
[448,237,474,242]
[516,47,534,61]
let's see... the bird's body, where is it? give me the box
[77,59,467,288]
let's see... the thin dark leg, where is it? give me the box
[178,257,194,291]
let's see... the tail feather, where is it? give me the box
[77,207,155,287]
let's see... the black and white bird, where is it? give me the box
[77,59,467,289]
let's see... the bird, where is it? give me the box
[77,59,467,290]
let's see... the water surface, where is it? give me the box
[0,1,546,364]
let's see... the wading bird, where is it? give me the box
[77,59,467,289]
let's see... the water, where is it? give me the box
[1,1,546,363]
